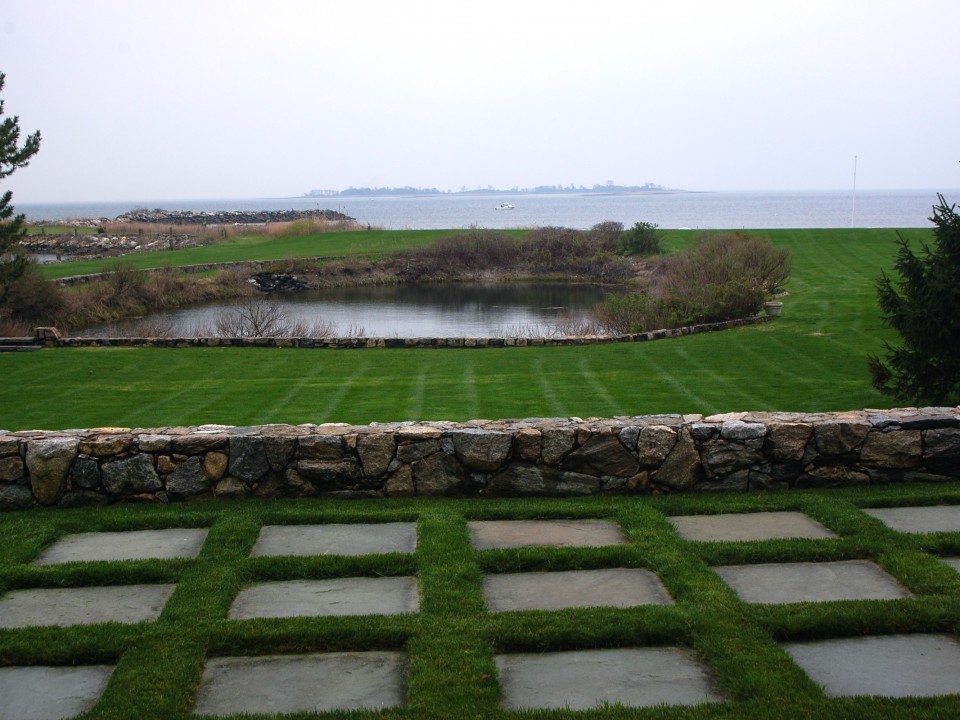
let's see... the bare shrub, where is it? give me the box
[588,221,624,252]
[2,261,67,324]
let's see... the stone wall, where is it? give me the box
[2,408,958,511]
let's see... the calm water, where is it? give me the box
[81,282,611,338]
[20,189,959,230]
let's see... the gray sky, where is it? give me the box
[3,0,959,203]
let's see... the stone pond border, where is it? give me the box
[1,408,958,511]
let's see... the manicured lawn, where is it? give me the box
[1,228,929,431]
[2,485,959,718]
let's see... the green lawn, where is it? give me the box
[1,228,927,431]
[2,485,959,718]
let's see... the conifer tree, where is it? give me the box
[868,194,960,405]
[0,71,42,304]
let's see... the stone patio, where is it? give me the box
[0,665,114,720]
[0,584,176,629]
[495,647,723,710]
[713,560,912,605]
[783,634,960,697]
[229,577,419,620]
[468,519,626,549]
[482,568,673,612]
[33,528,208,565]
[668,511,837,542]
[250,522,417,557]
[192,652,406,715]
[863,505,960,534]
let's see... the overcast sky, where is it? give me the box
[3,0,959,203]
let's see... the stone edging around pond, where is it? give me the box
[2,408,958,511]
[33,316,770,349]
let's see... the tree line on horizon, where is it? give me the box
[303,182,668,198]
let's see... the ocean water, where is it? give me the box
[18,189,959,230]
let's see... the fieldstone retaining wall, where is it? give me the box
[2,408,958,511]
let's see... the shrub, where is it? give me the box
[619,222,662,256]
[1,261,67,324]
[588,221,624,252]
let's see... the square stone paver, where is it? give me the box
[468,519,626,550]
[496,647,723,710]
[34,528,208,565]
[250,522,417,557]
[943,557,960,574]
[714,560,911,605]
[229,577,418,620]
[0,665,114,720]
[783,634,960,697]
[193,652,406,715]
[668,511,836,542]
[0,585,176,629]
[483,568,673,612]
[863,505,960,534]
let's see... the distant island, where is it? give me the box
[302,182,675,198]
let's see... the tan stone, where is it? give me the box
[214,477,248,499]
[26,438,78,506]
[384,464,414,497]
[815,420,870,456]
[299,435,346,460]
[653,428,702,490]
[0,455,25,482]
[156,456,178,475]
[541,428,576,465]
[78,436,132,457]
[765,423,813,462]
[357,434,396,478]
[515,429,541,461]
[637,426,677,467]
[202,452,229,481]
[860,430,922,469]
[395,426,442,441]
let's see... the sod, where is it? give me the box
[1,484,959,717]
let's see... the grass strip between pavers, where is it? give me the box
[2,485,960,719]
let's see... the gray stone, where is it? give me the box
[720,420,767,441]
[814,419,870,456]
[0,454,24,482]
[262,435,297,471]
[171,434,227,454]
[700,441,762,478]
[101,454,162,495]
[413,452,465,495]
[357,433,396,477]
[297,459,362,487]
[449,428,512,471]
[26,437,78,506]
[486,465,599,496]
[397,439,440,463]
[496,648,722,710]
[541,427,576,465]
[165,456,210,499]
[34,529,208,565]
[468,519,626,549]
[71,456,101,489]
[299,434,346,460]
[795,465,870,488]
[137,434,171,452]
[214,477,248,499]
[0,665,114,720]
[924,428,960,475]
[561,434,639,477]
[0,482,33,510]
[0,584,175,628]
[653,428,702,489]
[689,422,719,442]
[193,652,406,715]
[617,426,640,451]
[695,468,751,492]
[863,505,960,534]
[483,568,673,611]
[714,560,911,604]
[229,577,419,619]
[384,464,414,497]
[251,523,417,557]
[637,425,678,465]
[783,634,960,697]
[860,430,922,468]
[668,511,836,542]
[228,436,270,482]
[514,428,541,460]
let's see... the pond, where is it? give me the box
[80,282,614,338]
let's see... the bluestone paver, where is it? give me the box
[251,522,417,557]
[495,647,722,710]
[668,511,836,542]
[229,577,419,619]
[34,528,208,565]
[192,652,406,715]
[0,665,114,720]
[468,519,626,549]
[784,634,960,697]
[943,557,960,574]
[0,585,176,628]
[483,568,673,612]
[863,505,960,534]
[714,560,911,605]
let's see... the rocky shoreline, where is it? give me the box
[112,208,352,226]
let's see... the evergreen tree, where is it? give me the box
[0,71,42,304]
[868,194,960,405]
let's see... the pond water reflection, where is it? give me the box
[82,282,614,337]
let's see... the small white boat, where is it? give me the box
[495,202,515,210]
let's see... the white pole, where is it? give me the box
[851,155,858,227]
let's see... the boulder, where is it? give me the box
[101,454,162,495]
[514,428,542,461]
[486,465,599,496]
[202,451,229,481]
[413,452,465,495]
[0,482,34,510]
[72,456,101,490]
[166,456,210,499]
[653,428,702,490]
[860,430,922,468]
[765,422,813,462]
[637,426,678,467]
[541,427,576,465]
[299,435,346,461]
[228,436,270,482]
[561,434,639,477]
[0,455,25,482]
[26,438,79,505]
[924,428,960,475]
[449,429,513,472]
[357,434,397,477]
[814,420,870,456]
